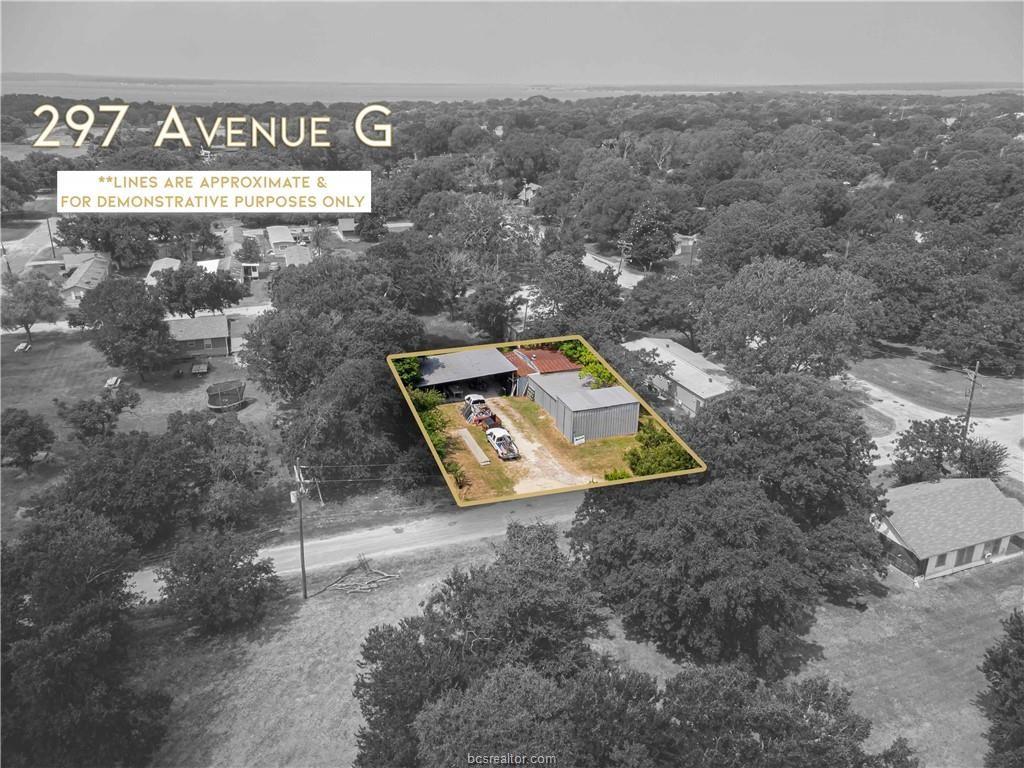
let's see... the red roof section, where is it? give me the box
[503,348,581,376]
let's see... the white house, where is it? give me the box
[622,337,732,415]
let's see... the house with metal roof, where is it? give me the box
[282,245,312,268]
[60,254,111,307]
[525,371,639,443]
[874,478,1024,579]
[266,225,295,253]
[622,337,733,415]
[167,315,232,358]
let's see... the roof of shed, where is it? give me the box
[503,348,581,376]
[623,337,732,400]
[418,348,518,387]
[528,371,637,411]
[885,479,1024,559]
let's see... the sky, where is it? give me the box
[2,1,1021,87]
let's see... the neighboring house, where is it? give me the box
[417,348,518,392]
[222,226,259,279]
[266,225,295,253]
[60,254,111,307]
[167,315,232,358]
[145,257,181,286]
[517,182,541,205]
[874,479,1024,580]
[503,348,581,396]
[673,233,699,259]
[622,337,732,416]
[282,245,312,267]
[337,217,356,240]
[525,371,639,443]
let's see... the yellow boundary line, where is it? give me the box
[386,334,707,508]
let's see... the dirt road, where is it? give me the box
[852,377,1023,481]
[485,398,592,493]
[131,490,583,600]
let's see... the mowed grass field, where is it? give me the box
[0,331,282,537]
[800,563,1022,768]
[132,527,692,768]
[851,347,1024,418]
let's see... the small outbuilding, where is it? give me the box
[875,478,1024,579]
[525,371,639,443]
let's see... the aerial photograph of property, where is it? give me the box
[1,2,1022,768]
[389,337,704,504]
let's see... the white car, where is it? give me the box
[464,394,486,406]
[485,427,520,460]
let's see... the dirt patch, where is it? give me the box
[485,398,591,494]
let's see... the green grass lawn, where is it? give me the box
[800,562,1022,768]
[1,331,283,537]
[851,346,1024,417]
[438,403,516,501]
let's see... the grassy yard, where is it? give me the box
[0,331,283,538]
[851,346,1024,418]
[131,525,691,768]
[800,563,1022,768]
[860,405,897,437]
[437,403,516,501]
[500,397,640,479]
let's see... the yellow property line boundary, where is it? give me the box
[386,334,708,508]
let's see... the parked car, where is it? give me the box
[462,400,502,429]
[464,394,486,406]
[485,427,520,460]
[104,376,122,389]
[14,342,31,353]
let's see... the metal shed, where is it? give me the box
[526,371,639,443]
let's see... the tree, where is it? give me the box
[621,273,702,347]
[355,211,388,243]
[678,374,886,600]
[70,277,175,381]
[0,270,65,343]
[354,522,606,767]
[153,261,247,318]
[1,408,55,471]
[662,665,919,768]
[157,532,282,633]
[889,416,1008,485]
[570,481,818,676]
[698,258,875,379]
[623,418,700,476]
[393,356,421,387]
[624,199,676,271]
[56,431,196,547]
[56,215,156,269]
[54,384,141,442]
[461,270,524,341]
[978,609,1024,768]
[1,507,170,767]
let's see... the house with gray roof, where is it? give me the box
[874,478,1024,579]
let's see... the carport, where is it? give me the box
[418,348,518,396]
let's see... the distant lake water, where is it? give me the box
[3,75,1020,104]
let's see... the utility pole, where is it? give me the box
[45,218,57,259]
[293,460,309,599]
[960,361,980,457]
